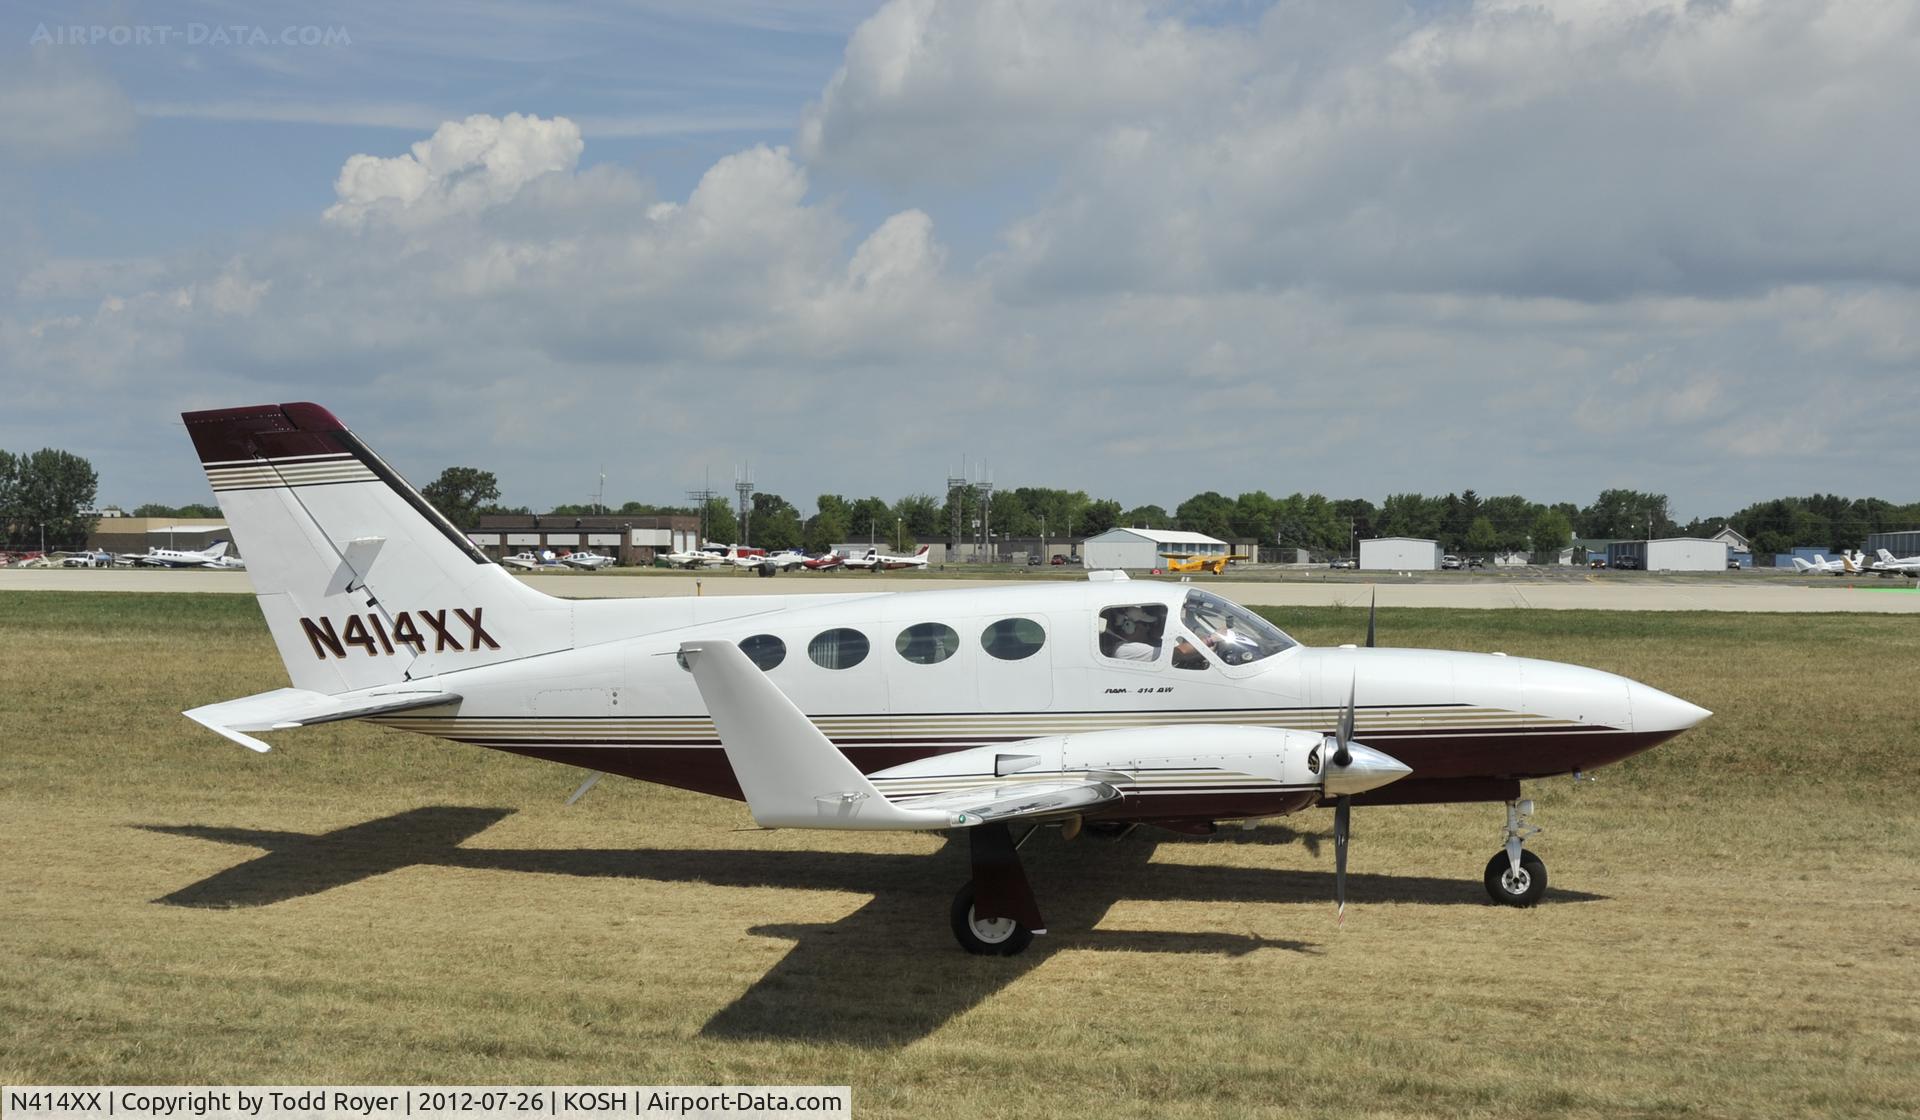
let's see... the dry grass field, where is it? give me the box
[2,591,1916,1118]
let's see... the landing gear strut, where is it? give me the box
[1483,798,1547,906]
[950,823,1044,955]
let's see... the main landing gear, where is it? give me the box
[950,822,1045,955]
[1483,798,1547,906]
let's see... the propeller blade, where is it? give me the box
[1333,673,1355,768]
[1334,794,1351,925]
[1366,588,1377,648]
[564,770,604,806]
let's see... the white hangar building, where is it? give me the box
[1080,528,1228,569]
[1607,538,1730,572]
[1360,537,1441,571]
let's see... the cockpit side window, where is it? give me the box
[1179,589,1298,665]
[1097,604,1168,663]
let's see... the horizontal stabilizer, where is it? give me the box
[183,686,458,752]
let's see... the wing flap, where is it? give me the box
[183,686,459,752]
[894,778,1121,823]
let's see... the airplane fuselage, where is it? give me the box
[366,579,1704,826]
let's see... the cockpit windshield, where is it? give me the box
[1180,589,1297,666]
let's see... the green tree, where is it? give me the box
[420,467,500,530]
[1530,509,1573,562]
[847,497,893,545]
[1175,491,1236,539]
[1080,499,1121,536]
[894,493,942,539]
[751,492,804,551]
[0,450,18,544]
[1579,489,1673,539]
[13,448,99,549]
[1466,516,1500,558]
[807,494,851,553]
[1377,493,1443,540]
[1231,490,1277,541]
[700,496,737,544]
[1118,504,1171,530]
[1481,495,1541,554]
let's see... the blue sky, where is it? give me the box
[2,1,1916,521]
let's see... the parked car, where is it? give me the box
[1613,556,1642,570]
[1050,554,1069,565]
[1027,554,1042,565]
[1441,554,1464,570]
[1727,558,1743,570]
[1590,559,1608,569]
[1330,558,1355,569]
[1468,557,1485,569]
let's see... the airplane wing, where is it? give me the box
[183,686,459,753]
[680,640,1118,829]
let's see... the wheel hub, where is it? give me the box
[968,907,1018,944]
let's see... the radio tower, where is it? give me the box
[947,462,969,558]
[976,465,994,562]
[734,464,756,547]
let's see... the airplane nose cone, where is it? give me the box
[1627,682,1712,733]
[1323,742,1413,796]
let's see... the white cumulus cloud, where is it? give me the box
[324,113,587,226]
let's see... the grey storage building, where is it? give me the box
[1080,528,1227,570]
[1359,537,1440,570]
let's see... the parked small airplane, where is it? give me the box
[560,550,615,570]
[1161,552,1234,575]
[127,540,236,568]
[500,550,563,571]
[1790,552,1866,576]
[845,544,932,572]
[801,551,846,571]
[732,549,809,576]
[1870,548,1920,577]
[177,402,1711,955]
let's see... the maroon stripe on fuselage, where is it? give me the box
[460,725,1686,807]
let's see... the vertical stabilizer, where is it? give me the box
[183,403,571,694]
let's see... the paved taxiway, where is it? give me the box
[6,567,1917,611]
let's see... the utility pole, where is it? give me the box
[735,464,755,547]
[686,470,720,547]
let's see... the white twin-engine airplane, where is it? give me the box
[128,540,240,568]
[178,403,1711,955]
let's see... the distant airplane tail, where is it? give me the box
[1879,548,1896,563]
[181,403,572,696]
[200,540,231,560]
[915,545,930,557]
[1790,558,1813,573]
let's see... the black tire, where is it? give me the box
[1484,850,1547,907]
[949,881,1034,956]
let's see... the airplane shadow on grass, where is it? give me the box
[139,806,1604,1047]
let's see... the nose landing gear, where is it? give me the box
[1484,798,1547,906]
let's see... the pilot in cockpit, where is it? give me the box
[1099,605,1164,661]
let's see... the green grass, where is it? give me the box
[2,592,1917,1117]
